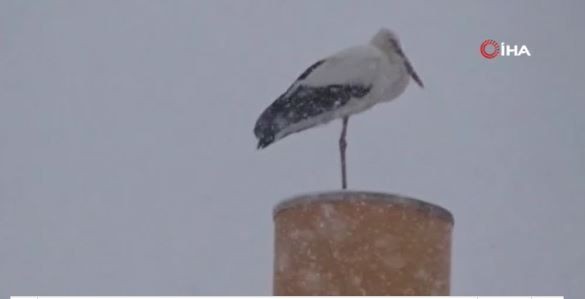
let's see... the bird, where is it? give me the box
[254,28,424,189]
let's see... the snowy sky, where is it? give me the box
[1,0,584,297]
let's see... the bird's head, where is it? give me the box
[371,28,424,88]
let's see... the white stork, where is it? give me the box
[254,28,424,189]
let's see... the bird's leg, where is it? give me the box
[339,116,349,189]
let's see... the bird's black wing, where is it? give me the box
[254,83,371,149]
[296,59,326,81]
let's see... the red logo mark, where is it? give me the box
[480,39,500,59]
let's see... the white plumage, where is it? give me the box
[254,28,423,189]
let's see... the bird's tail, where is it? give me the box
[254,105,278,149]
[256,134,275,149]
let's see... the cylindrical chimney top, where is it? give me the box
[273,191,453,296]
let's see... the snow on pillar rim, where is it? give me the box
[273,190,454,225]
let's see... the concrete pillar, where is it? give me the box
[273,191,453,295]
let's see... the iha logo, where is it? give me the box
[480,39,531,59]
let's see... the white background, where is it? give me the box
[1,0,584,297]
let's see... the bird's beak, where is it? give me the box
[390,40,424,88]
[404,57,424,88]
